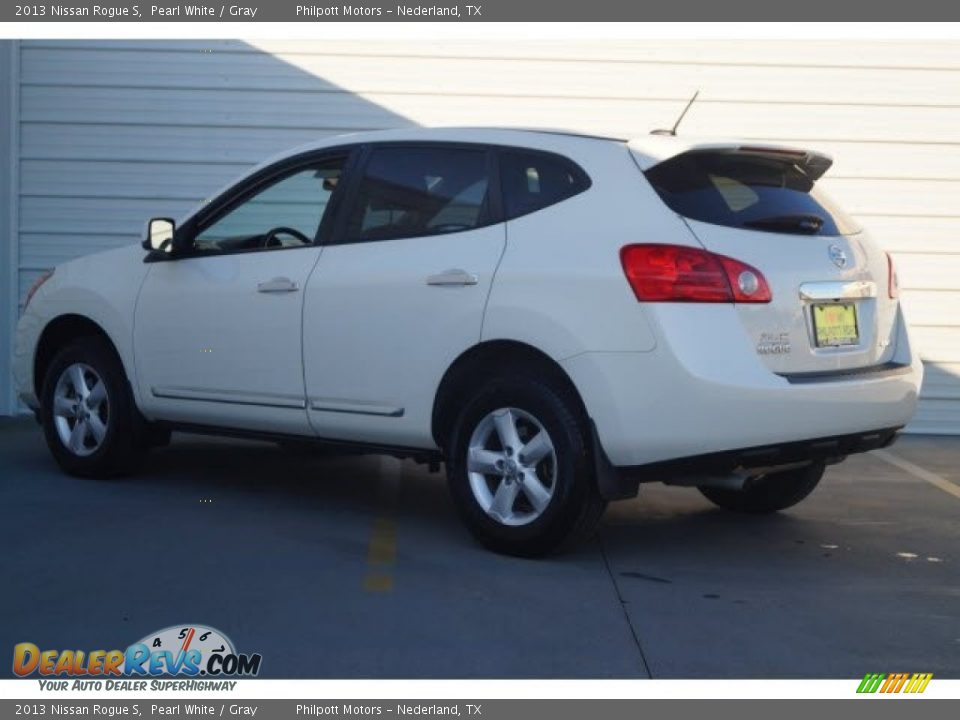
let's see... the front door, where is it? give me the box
[134,154,349,435]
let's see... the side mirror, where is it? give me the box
[144,217,175,253]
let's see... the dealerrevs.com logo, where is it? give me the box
[13,624,262,681]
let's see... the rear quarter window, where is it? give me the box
[645,151,860,236]
[499,150,590,220]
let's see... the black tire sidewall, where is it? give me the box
[40,337,141,477]
[447,376,595,555]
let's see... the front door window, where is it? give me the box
[194,159,344,253]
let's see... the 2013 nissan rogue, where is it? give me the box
[14,128,922,556]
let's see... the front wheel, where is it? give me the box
[698,461,826,514]
[40,337,147,478]
[446,375,606,557]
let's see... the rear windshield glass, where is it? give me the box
[645,151,860,236]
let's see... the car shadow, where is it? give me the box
[136,434,814,556]
[141,435,435,512]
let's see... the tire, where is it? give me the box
[698,461,826,514]
[446,374,606,557]
[40,336,148,478]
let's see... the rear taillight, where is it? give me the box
[620,244,771,304]
[886,252,899,299]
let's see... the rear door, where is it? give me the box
[642,147,898,375]
[302,143,506,448]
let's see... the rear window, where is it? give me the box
[500,150,590,219]
[645,151,860,236]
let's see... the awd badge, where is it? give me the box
[757,333,791,355]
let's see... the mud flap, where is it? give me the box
[591,419,640,501]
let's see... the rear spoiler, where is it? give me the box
[628,138,834,182]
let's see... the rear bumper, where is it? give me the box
[618,426,899,485]
[592,425,901,501]
[561,307,922,470]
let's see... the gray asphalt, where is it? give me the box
[1,417,957,678]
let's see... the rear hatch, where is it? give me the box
[635,143,898,376]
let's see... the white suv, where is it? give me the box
[14,128,922,555]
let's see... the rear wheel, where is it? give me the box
[698,462,826,514]
[40,337,147,478]
[446,375,606,556]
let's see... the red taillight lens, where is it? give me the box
[886,251,899,299]
[619,244,728,302]
[717,255,773,303]
[620,244,771,304]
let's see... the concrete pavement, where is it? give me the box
[1,417,957,678]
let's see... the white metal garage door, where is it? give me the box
[4,39,959,432]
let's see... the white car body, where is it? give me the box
[15,127,923,539]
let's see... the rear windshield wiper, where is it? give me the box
[742,214,824,234]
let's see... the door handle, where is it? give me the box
[426,269,479,286]
[257,277,299,293]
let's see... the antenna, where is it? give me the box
[651,90,700,136]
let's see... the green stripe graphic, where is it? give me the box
[857,673,886,693]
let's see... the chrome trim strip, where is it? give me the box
[799,280,877,301]
[309,399,405,417]
[151,386,306,409]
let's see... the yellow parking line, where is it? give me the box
[363,573,394,593]
[872,449,960,501]
[366,518,397,566]
[362,458,402,593]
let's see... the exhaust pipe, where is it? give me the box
[663,461,813,491]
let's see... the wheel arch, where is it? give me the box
[430,339,589,451]
[33,314,126,399]
[432,339,640,502]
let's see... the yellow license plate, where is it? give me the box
[812,303,859,347]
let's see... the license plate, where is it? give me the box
[812,302,859,347]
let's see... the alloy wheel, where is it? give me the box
[52,363,110,457]
[466,407,557,526]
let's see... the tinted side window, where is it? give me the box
[645,151,860,236]
[346,146,490,242]
[193,158,345,254]
[500,151,590,219]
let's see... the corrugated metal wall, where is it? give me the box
[7,39,960,431]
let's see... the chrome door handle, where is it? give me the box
[257,277,299,293]
[426,269,479,286]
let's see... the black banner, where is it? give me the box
[5,0,960,21]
